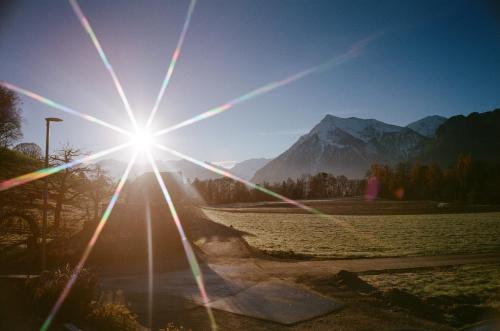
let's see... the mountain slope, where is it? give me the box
[230,158,270,180]
[98,157,273,182]
[407,115,447,137]
[156,159,222,181]
[417,109,500,166]
[253,115,426,182]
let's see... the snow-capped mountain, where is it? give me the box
[230,158,271,180]
[252,115,427,182]
[407,115,447,137]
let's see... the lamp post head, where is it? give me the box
[45,117,63,122]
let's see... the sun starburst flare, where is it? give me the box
[132,127,155,152]
[0,1,385,330]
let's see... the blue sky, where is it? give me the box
[1,0,499,164]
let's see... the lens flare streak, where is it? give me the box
[69,0,138,129]
[145,199,154,329]
[0,82,131,136]
[154,144,324,216]
[147,0,197,127]
[146,151,217,331]
[0,142,132,192]
[154,32,384,137]
[40,152,137,331]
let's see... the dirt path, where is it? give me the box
[208,252,500,281]
[100,252,499,330]
[97,252,500,330]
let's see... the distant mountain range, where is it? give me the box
[230,158,270,180]
[97,157,270,182]
[98,109,500,184]
[97,158,222,181]
[253,110,499,182]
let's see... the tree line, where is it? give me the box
[192,155,500,205]
[368,155,500,204]
[191,173,365,204]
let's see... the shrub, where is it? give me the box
[25,264,96,321]
[161,322,191,331]
[85,303,141,331]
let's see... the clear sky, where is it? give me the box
[1,0,499,164]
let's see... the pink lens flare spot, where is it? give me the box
[364,176,379,201]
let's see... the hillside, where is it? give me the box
[417,109,500,166]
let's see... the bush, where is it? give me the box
[11,265,146,330]
[85,303,141,331]
[160,322,191,331]
[26,264,96,321]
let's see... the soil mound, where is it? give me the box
[332,270,376,293]
[383,288,444,322]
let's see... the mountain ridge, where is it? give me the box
[98,110,499,184]
[417,109,500,166]
[230,158,271,180]
[407,115,447,137]
[97,157,269,182]
[252,114,427,182]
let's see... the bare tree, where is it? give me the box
[49,146,90,229]
[84,164,112,221]
[14,142,43,159]
[0,86,22,148]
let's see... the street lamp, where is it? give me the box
[41,117,63,271]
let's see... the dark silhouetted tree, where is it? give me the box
[84,165,112,221]
[0,86,22,147]
[14,142,43,160]
[49,146,90,229]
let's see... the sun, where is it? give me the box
[132,127,154,151]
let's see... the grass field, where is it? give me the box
[203,209,500,258]
[361,264,500,309]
